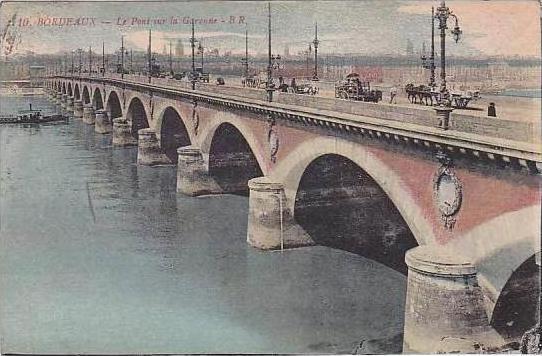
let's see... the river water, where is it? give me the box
[0,95,406,354]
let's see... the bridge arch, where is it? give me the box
[272,136,435,247]
[105,90,123,121]
[156,106,191,162]
[62,82,66,94]
[448,205,541,328]
[200,113,268,176]
[74,83,80,100]
[490,252,539,343]
[67,82,73,97]
[126,96,149,138]
[82,86,91,104]
[203,121,264,194]
[92,88,104,110]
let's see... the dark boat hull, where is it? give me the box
[0,114,67,124]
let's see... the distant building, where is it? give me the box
[284,44,290,57]
[175,39,184,57]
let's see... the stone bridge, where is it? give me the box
[45,75,541,353]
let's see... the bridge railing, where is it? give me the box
[272,92,538,143]
[52,75,540,145]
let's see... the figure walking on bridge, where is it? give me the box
[389,86,398,104]
[488,102,497,117]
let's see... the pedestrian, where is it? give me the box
[488,102,496,117]
[389,86,397,104]
[290,77,297,91]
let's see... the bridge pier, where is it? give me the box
[82,104,95,124]
[403,246,504,354]
[112,118,137,146]
[60,94,68,115]
[66,96,74,117]
[53,93,62,113]
[95,110,112,134]
[247,177,314,250]
[176,146,221,196]
[137,128,171,165]
[73,100,84,119]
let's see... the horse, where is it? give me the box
[405,84,434,105]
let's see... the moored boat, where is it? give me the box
[0,104,67,124]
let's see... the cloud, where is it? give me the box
[124,30,264,51]
[397,0,541,57]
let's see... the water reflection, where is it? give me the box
[0,95,407,354]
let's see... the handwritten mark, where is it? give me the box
[86,181,96,223]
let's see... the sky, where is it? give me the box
[0,0,540,58]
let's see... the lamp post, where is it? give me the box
[190,19,198,90]
[242,28,249,80]
[169,41,173,75]
[71,50,74,75]
[433,0,461,130]
[198,40,204,74]
[312,22,319,81]
[435,0,462,105]
[120,35,125,79]
[88,46,92,75]
[421,7,436,89]
[77,48,82,77]
[147,29,155,83]
[266,2,281,102]
[102,42,105,76]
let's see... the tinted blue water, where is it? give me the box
[0,95,406,354]
[499,88,541,98]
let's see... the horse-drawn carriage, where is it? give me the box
[291,82,319,95]
[405,84,438,106]
[405,84,480,108]
[242,72,268,89]
[450,90,481,109]
[335,73,382,103]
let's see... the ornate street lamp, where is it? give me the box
[119,35,127,79]
[77,48,82,77]
[433,0,461,130]
[266,2,281,102]
[71,50,75,75]
[241,28,249,80]
[312,22,319,81]
[198,40,204,74]
[190,19,198,90]
[101,42,105,76]
[169,41,173,76]
[421,7,436,90]
[88,46,92,75]
[435,0,461,105]
[147,30,152,83]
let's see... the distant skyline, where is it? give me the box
[1,0,540,59]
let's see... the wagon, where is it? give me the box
[335,73,382,103]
